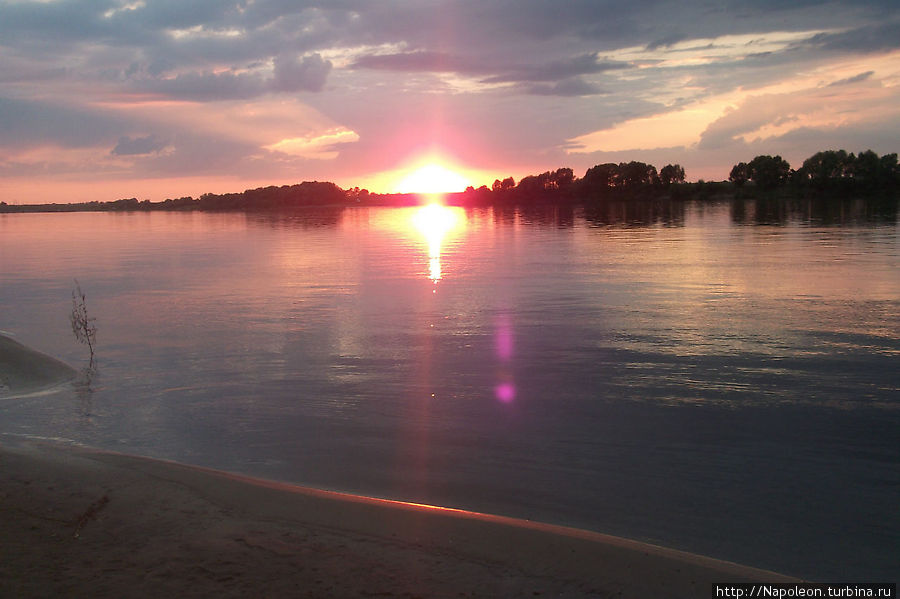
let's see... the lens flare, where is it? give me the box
[495,382,516,403]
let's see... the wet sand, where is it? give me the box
[0,439,796,598]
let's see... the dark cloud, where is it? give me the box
[133,70,266,101]
[272,53,332,92]
[520,77,606,97]
[121,0,239,29]
[351,51,479,73]
[351,50,626,89]
[134,134,265,177]
[0,0,110,44]
[130,52,331,100]
[481,53,628,84]
[802,21,900,53]
[2,1,896,58]
[0,63,68,85]
[828,71,875,86]
[0,97,123,148]
[111,135,169,156]
[645,34,689,50]
[2,1,895,96]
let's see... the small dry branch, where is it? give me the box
[70,279,97,368]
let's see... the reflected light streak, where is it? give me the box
[412,203,463,282]
[495,313,514,361]
[494,313,516,403]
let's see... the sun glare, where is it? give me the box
[411,204,463,282]
[393,163,473,195]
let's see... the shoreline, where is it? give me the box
[1,438,796,598]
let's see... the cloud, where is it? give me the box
[351,51,475,73]
[645,34,689,51]
[272,53,332,92]
[348,48,623,97]
[2,0,900,199]
[263,128,360,160]
[828,71,874,86]
[133,70,266,101]
[0,92,361,184]
[566,45,900,156]
[121,0,237,30]
[697,98,786,150]
[111,134,170,156]
[521,77,606,97]
[567,106,717,153]
[0,97,124,149]
[351,50,625,88]
[698,75,900,150]
[129,53,332,100]
[481,53,627,84]
[802,21,900,53]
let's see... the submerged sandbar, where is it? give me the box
[0,334,76,398]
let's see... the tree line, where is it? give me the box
[1,149,897,213]
[473,149,897,202]
[728,150,900,193]
[460,162,686,201]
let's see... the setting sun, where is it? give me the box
[392,163,474,195]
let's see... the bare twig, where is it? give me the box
[70,279,97,369]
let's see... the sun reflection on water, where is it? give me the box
[411,203,463,283]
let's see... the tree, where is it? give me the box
[747,155,791,190]
[618,161,658,187]
[536,171,554,190]
[70,280,97,369]
[581,163,619,192]
[848,149,879,181]
[515,174,544,196]
[659,164,685,185]
[552,167,575,190]
[844,150,900,190]
[879,152,898,176]
[729,162,749,187]
[800,150,851,182]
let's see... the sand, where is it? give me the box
[0,441,798,598]
[0,336,796,598]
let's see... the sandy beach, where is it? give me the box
[0,439,799,598]
[0,335,796,597]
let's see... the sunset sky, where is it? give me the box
[2,0,899,203]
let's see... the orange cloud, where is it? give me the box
[567,49,900,154]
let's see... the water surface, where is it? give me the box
[1,200,898,580]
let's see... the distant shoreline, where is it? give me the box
[5,148,899,212]
[2,182,898,214]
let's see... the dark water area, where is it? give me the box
[1,198,898,580]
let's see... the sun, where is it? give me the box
[392,162,473,195]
